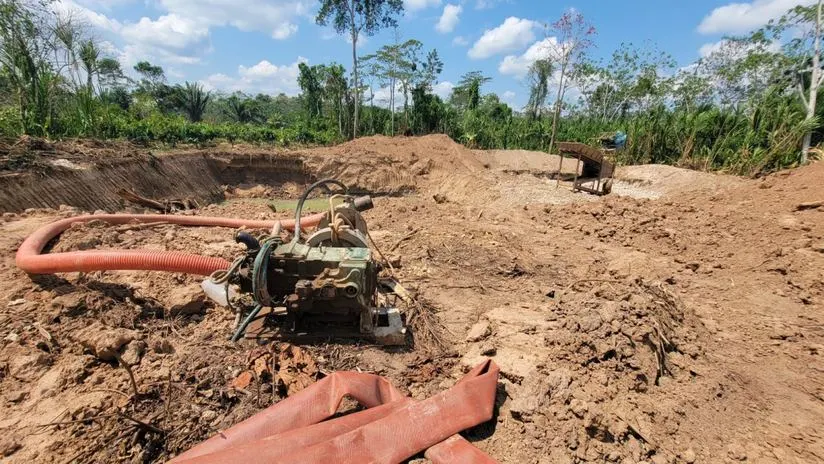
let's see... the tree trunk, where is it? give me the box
[802,0,823,164]
[403,82,409,128]
[551,61,568,188]
[390,77,395,136]
[349,0,359,140]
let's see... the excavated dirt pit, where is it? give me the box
[1,135,823,463]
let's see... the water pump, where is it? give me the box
[206,179,407,345]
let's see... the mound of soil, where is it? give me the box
[0,138,822,463]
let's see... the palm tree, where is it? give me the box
[178,81,210,122]
[225,94,261,123]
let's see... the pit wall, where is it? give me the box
[0,153,311,213]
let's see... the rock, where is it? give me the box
[598,301,619,324]
[167,284,206,317]
[4,389,26,403]
[388,255,403,269]
[682,448,697,463]
[120,340,146,365]
[727,443,747,461]
[811,243,824,253]
[578,311,603,332]
[51,293,86,316]
[569,398,589,418]
[200,410,218,422]
[4,332,19,343]
[796,200,823,211]
[466,320,491,342]
[75,323,137,362]
[432,193,448,204]
[7,299,26,307]
[9,352,50,379]
[778,215,801,230]
[510,371,552,420]
[479,343,496,356]
[650,455,669,464]
[151,339,175,354]
[685,262,700,272]
[0,438,21,457]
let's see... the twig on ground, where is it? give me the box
[31,412,119,428]
[116,411,165,435]
[564,279,624,293]
[389,229,418,252]
[113,352,140,398]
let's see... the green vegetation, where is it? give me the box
[1,0,823,176]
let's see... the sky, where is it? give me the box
[53,0,816,110]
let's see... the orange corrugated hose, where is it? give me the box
[15,213,326,276]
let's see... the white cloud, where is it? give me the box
[698,38,782,58]
[372,86,404,108]
[404,0,441,12]
[56,0,312,76]
[699,40,727,58]
[502,90,516,100]
[202,57,308,95]
[74,0,134,9]
[475,0,499,10]
[498,37,560,77]
[121,15,209,52]
[272,22,298,40]
[157,0,310,38]
[452,35,469,46]
[433,81,454,99]
[53,0,123,33]
[468,17,538,60]
[118,14,211,65]
[436,4,462,34]
[697,0,815,35]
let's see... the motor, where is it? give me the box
[205,179,407,345]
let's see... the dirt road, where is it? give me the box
[0,136,822,463]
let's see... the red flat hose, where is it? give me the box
[171,360,500,464]
[15,213,326,276]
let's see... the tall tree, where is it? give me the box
[134,61,165,90]
[364,37,420,134]
[772,0,824,164]
[419,49,443,88]
[542,10,595,184]
[578,43,675,121]
[324,63,349,136]
[451,71,491,111]
[297,62,325,121]
[315,0,404,139]
[526,59,552,120]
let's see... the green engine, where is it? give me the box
[224,180,406,345]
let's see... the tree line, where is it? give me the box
[1,0,823,176]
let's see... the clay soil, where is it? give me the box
[1,135,823,464]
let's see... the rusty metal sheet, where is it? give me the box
[171,360,500,464]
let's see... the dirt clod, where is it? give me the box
[165,284,207,317]
[466,320,491,342]
[75,323,137,362]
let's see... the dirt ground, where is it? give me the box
[1,135,823,463]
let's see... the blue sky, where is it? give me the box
[55,0,813,109]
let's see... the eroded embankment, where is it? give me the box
[0,152,311,213]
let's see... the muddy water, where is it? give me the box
[0,153,311,213]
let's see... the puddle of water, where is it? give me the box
[222,197,330,213]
